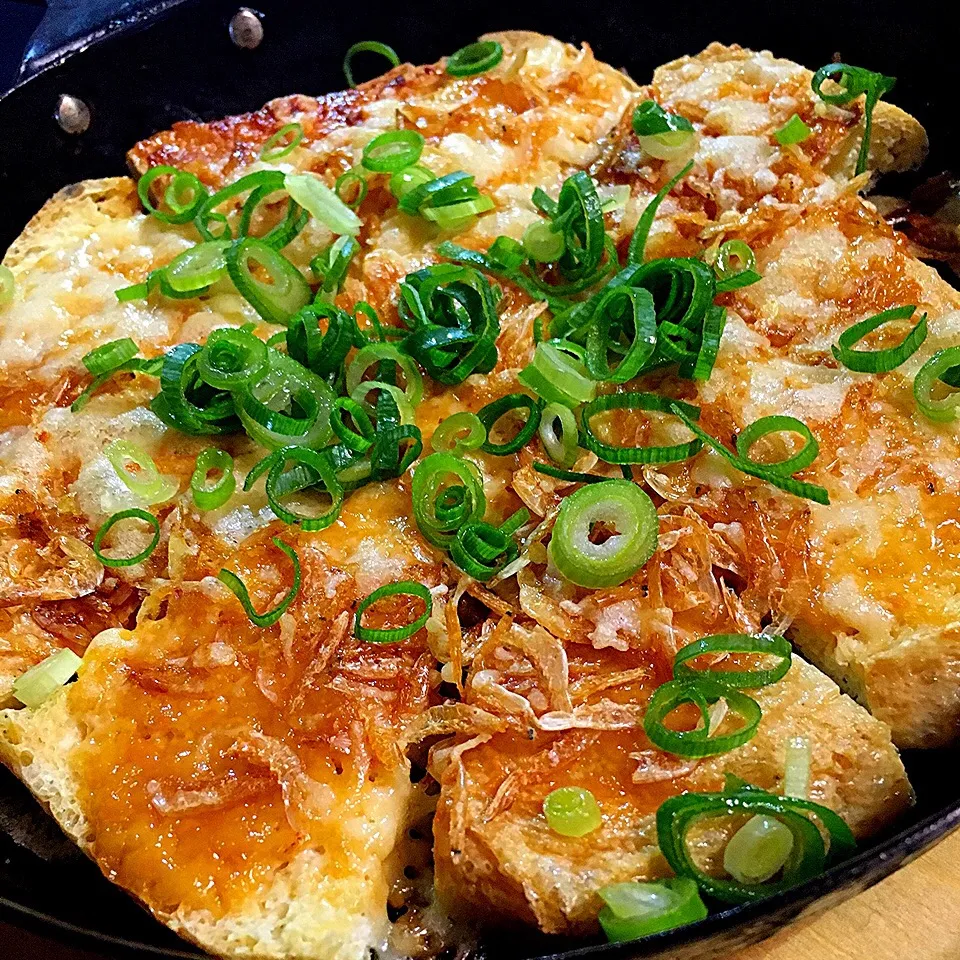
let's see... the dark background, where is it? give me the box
[0,0,44,88]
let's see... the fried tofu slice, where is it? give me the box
[0,509,444,960]
[687,192,960,746]
[427,615,909,935]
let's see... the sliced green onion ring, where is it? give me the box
[92,508,161,568]
[598,879,707,943]
[390,164,436,201]
[190,447,236,511]
[656,786,856,903]
[533,462,607,484]
[446,40,504,77]
[355,581,432,643]
[346,341,424,407]
[335,169,369,208]
[411,452,486,548]
[735,415,820,477]
[260,122,304,161]
[284,173,362,236]
[584,286,657,383]
[518,341,596,407]
[628,161,693,265]
[523,219,566,263]
[331,397,376,452]
[670,405,830,505]
[431,412,486,454]
[673,634,792,689]
[362,129,425,173]
[104,439,179,504]
[643,678,762,758]
[196,326,268,390]
[914,346,960,422]
[165,240,230,293]
[477,393,541,456]
[218,537,301,628]
[832,305,928,373]
[137,165,208,224]
[581,393,703,465]
[226,237,311,325]
[548,479,658,588]
[343,41,401,88]
[538,401,579,467]
[83,338,139,376]
[724,815,796,885]
[244,445,344,530]
[543,786,602,837]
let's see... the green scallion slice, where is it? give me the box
[190,447,236,511]
[260,122,304,161]
[354,580,432,643]
[446,40,504,77]
[832,305,927,373]
[218,536,301,628]
[673,633,792,689]
[343,41,401,88]
[12,649,83,709]
[598,879,707,943]
[543,786,603,837]
[774,114,813,146]
[914,346,960,422]
[92,508,161,568]
[548,479,658,588]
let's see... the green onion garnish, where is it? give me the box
[734,415,820,477]
[92,508,161,568]
[832,305,928,373]
[354,580,431,643]
[260,122,304,161]
[137,165,208,224]
[476,393,541,456]
[598,880,707,943]
[343,41,401,88]
[331,397,376,453]
[244,444,344,531]
[656,785,856,903]
[346,341,424,407]
[538,401,579,467]
[445,40,504,77]
[724,815,796,884]
[164,240,230,294]
[784,736,811,799]
[194,169,285,242]
[583,286,657,383]
[234,349,334,450]
[673,634,792,689]
[643,678,762,757]
[225,237,312,325]
[597,877,707,943]
[713,240,762,292]
[811,63,896,177]
[543,786,602,837]
[335,169,369,209]
[431,412,486,454]
[580,392,703,465]
[548,478,658,588]
[411,452,486,548]
[190,448,236,511]
[362,129,425,173]
[522,219,566,263]
[450,514,524,581]
[196,326,268,390]
[774,113,813,146]
[153,342,238,437]
[83,338,139,376]
[218,536,301,628]
[399,263,500,385]
[284,173,362,236]
[914,346,960,422]
[669,405,830,505]
[627,161,693,265]
[631,100,696,161]
[288,301,359,379]
[104,439,179,504]
[12,649,83,709]
[0,265,14,306]
[518,341,596,407]
[387,165,432,203]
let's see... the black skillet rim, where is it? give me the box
[1,1,959,956]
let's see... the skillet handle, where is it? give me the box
[19,0,186,80]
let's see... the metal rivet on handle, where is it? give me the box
[229,8,264,49]
[55,94,91,135]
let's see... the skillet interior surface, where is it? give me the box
[1,0,959,956]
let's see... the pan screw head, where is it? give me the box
[55,94,91,135]
[229,8,264,49]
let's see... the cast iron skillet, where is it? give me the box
[1,0,959,956]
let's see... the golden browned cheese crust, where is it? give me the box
[0,29,937,958]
